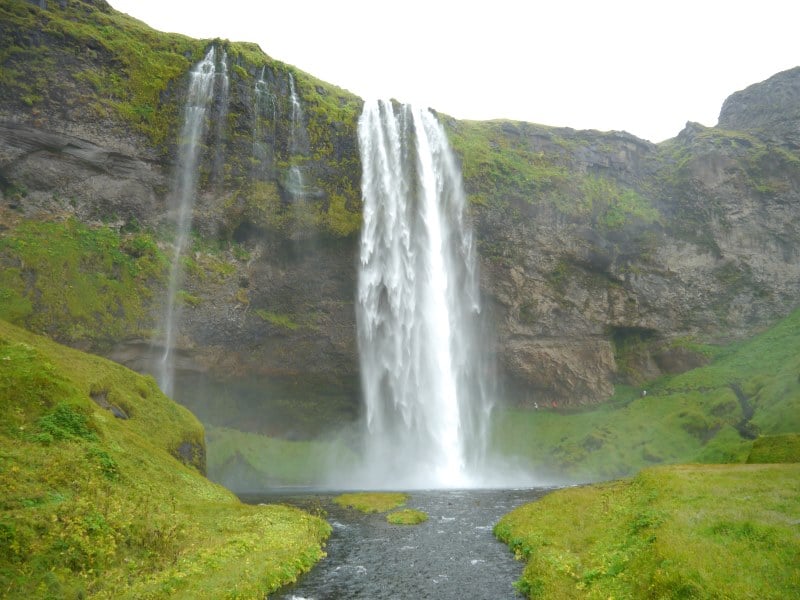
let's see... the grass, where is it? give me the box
[386,509,428,525]
[0,319,330,599]
[491,306,800,482]
[495,463,800,599]
[747,433,800,463]
[333,492,408,514]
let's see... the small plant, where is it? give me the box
[33,403,97,444]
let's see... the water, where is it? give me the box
[212,49,230,186]
[287,72,308,198]
[288,72,307,155]
[253,66,277,179]
[156,47,217,397]
[356,100,493,489]
[261,488,548,600]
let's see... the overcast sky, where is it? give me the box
[108,0,797,143]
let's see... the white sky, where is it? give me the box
[108,0,798,143]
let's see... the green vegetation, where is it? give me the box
[493,306,800,482]
[255,309,301,331]
[333,492,408,514]
[0,218,167,348]
[495,464,800,599]
[386,508,428,525]
[446,120,661,231]
[2,1,364,238]
[0,0,203,146]
[0,319,330,598]
[747,433,800,463]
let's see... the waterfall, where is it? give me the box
[288,72,305,155]
[287,73,308,198]
[212,49,230,186]
[156,47,216,397]
[253,66,277,179]
[356,99,494,489]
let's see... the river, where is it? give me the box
[243,488,551,600]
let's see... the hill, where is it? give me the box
[0,318,329,598]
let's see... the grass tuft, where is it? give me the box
[386,508,428,525]
[333,492,408,514]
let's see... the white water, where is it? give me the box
[157,47,217,397]
[253,66,277,179]
[287,73,307,197]
[356,100,494,488]
[212,49,230,185]
[288,72,305,155]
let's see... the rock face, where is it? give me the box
[458,108,800,403]
[2,1,800,412]
[718,66,800,146]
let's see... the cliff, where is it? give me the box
[2,0,800,417]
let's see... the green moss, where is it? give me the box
[747,434,800,463]
[0,0,206,147]
[255,309,300,331]
[333,492,408,514]
[496,464,800,599]
[446,120,661,233]
[386,508,428,525]
[0,218,167,348]
[176,290,201,307]
[0,319,330,598]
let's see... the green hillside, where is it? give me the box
[491,305,800,482]
[0,319,329,599]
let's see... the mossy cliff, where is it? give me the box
[2,0,800,412]
[0,0,363,394]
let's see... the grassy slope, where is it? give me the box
[0,319,329,599]
[491,306,800,482]
[494,307,800,599]
[495,464,800,599]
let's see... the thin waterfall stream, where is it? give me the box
[156,47,217,397]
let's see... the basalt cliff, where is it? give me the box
[2,0,799,418]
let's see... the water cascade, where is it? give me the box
[356,99,494,488]
[288,72,306,154]
[287,73,308,199]
[253,66,277,179]
[156,47,217,397]
[212,49,230,186]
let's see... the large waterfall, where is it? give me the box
[156,47,217,397]
[356,100,494,488]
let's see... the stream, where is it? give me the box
[244,488,551,600]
